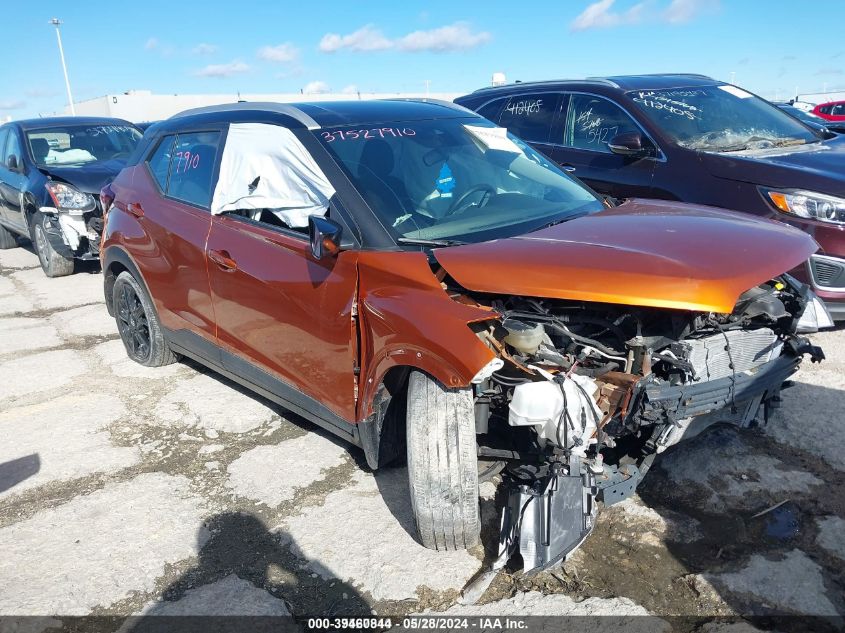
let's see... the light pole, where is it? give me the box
[50,18,75,115]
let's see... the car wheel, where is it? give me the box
[0,223,18,249]
[31,212,74,277]
[406,370,480,551]
[113,270,176,367]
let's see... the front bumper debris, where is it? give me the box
[496,351,809,574]
[498,457,596,574]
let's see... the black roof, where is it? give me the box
[466,74,719,96]
[597,74,719,90]
[169,99,478,130]
[12,116,138,131]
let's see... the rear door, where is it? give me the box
[548,93,657,198]
[127,130,222,358]
[496,92,565,162]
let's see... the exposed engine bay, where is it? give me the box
[463,275,827,573]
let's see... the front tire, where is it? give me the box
[113,270,176,367]
[31,212,74,277]
[406,371,480,551]
[0,223,17,249]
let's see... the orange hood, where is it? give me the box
[433,199,818,313]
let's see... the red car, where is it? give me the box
[100,101,829,571]
[813,100,845,121]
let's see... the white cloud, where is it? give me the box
[303,80,330,94]
[144,37,159,50]
[320,25,393,53]
[194,61,250,78]
[396,22,491,52]
[571,0,718,31]
[257,43,300,63]
[663,0,719,24]
[319,22,491,54]
[570,0,646,31]
[0,99,25,110]
[341,84,359,95]
[192,43,218,55]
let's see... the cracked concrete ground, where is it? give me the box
[1,245,844,630]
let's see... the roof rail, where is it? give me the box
[170,101,321,129]
[588,73,716,81]
[471,77,620,93]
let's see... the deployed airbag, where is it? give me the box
[210,122,335,227]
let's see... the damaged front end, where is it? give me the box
[40,181,104,260]
[467,275,828,573]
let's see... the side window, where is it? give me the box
[475,99,506,124]
[166,131,221,208]
[0,129,8,167]
[564,95,641,153]
[4,130,22,167]
[146,135,175,191]
[833,104,845,116]
[498,93,561,144]
[819,105,832,115]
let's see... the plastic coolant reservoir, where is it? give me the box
[508,375,601,455]
[502,319,545,355]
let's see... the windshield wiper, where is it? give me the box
[535,212,588,231]
[397,237,466,247]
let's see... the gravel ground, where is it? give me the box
[1,244,843,630]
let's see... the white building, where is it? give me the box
[61,90,463,123]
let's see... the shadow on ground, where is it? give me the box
[124,512,367,632]
[0,453,39,495]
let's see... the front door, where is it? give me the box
[206,214,360,423]
[549,93,657,199]
[0,129,28,230]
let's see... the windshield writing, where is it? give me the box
[627,86,817,152]
[27,124,142,166]
[316,118,602,244]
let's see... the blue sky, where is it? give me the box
[3,0,843,120]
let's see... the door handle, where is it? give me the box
[208,249,238,272]
[560,164,577,173]
[126,202,144,217]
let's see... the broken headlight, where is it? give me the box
[45,182,96,213]
[762,188,845,224]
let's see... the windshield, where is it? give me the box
[26,124,142,167]
[627,85,818,152]
[316,118,602,244]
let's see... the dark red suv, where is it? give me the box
[100,101,828,571]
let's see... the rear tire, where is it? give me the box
[113,270,176,367]
[406,370,480,551]
[31,212,74,277]
[0,224,17,249]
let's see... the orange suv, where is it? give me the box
[101,101,830,572]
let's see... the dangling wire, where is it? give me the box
[720,330,738,413]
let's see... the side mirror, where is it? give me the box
[309,215,343,260]
[608,132,648,157]
[7,155,19,171]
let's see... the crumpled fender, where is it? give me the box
[356,250,497,420]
